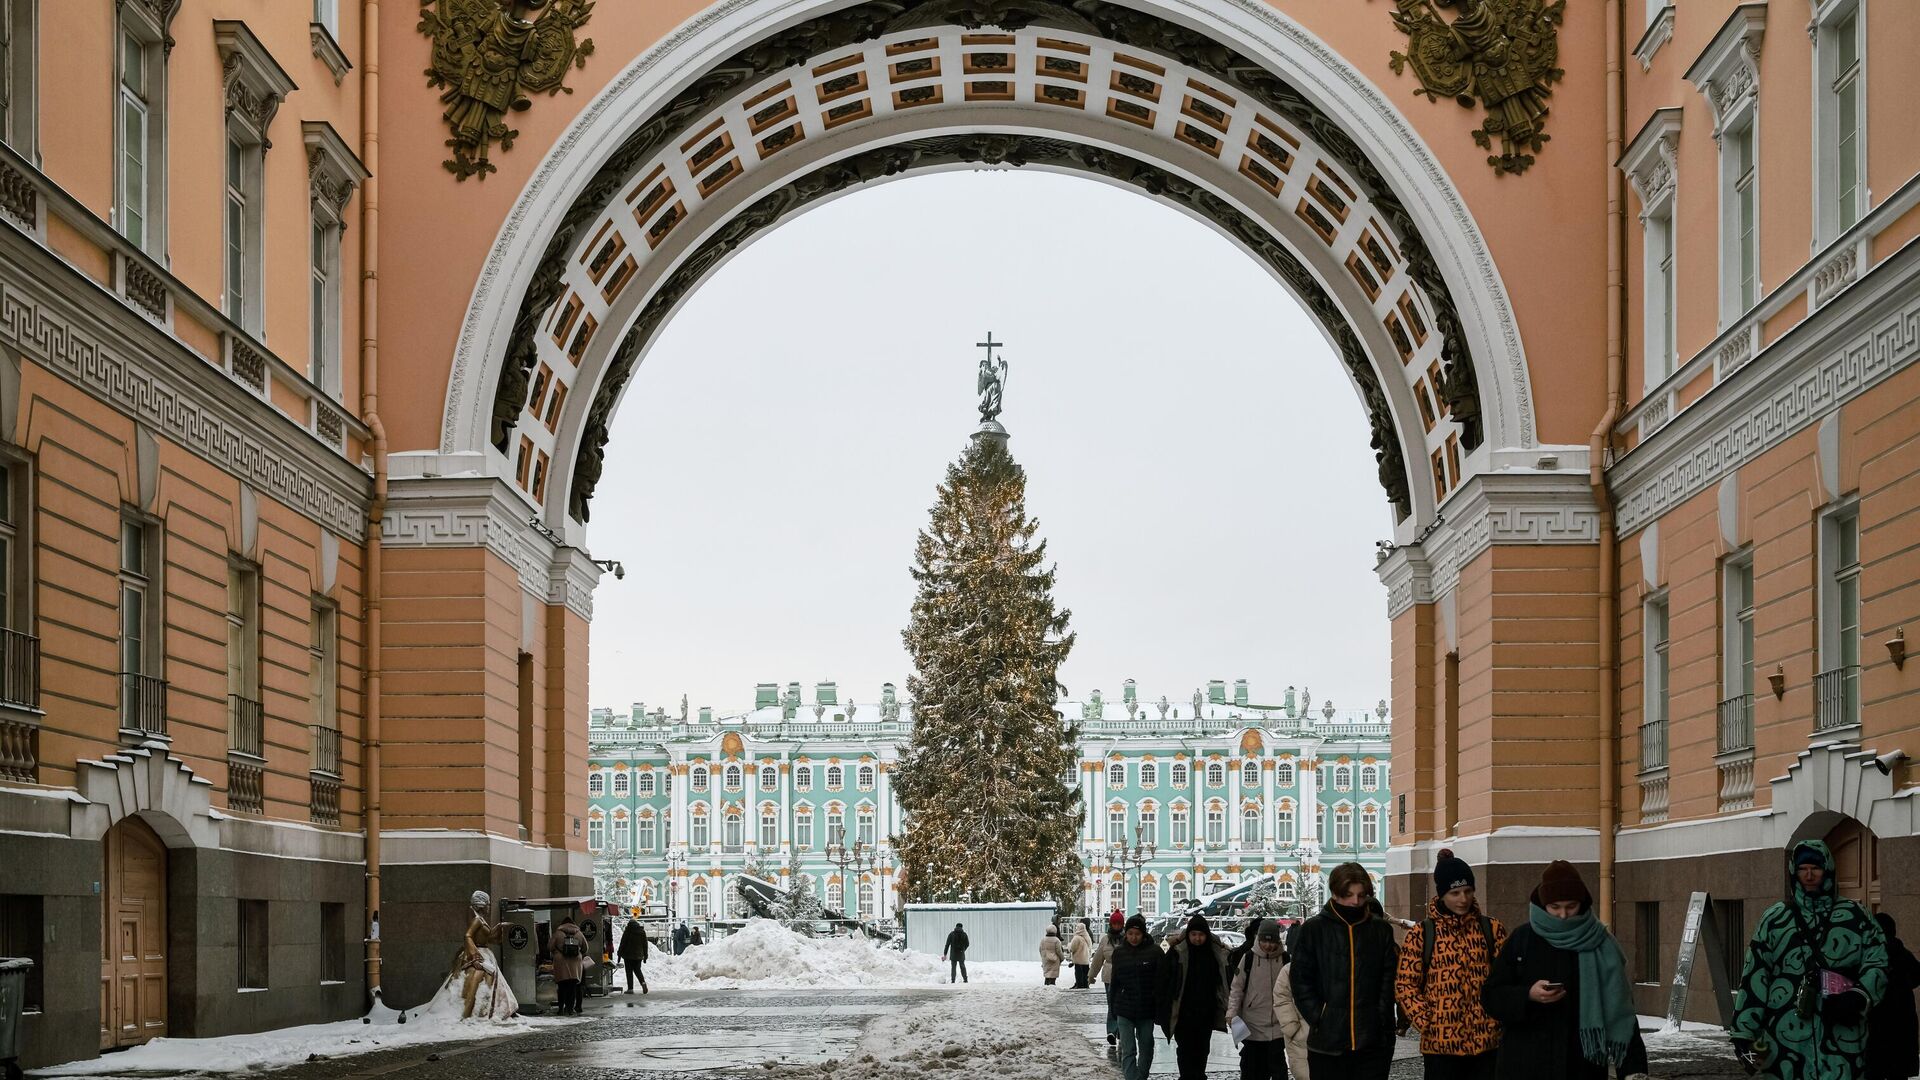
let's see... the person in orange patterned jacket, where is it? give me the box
[1395,850,1508,1080]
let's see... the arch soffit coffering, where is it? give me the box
[439,0,1535,532]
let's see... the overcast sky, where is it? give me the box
[584,169,1393,721]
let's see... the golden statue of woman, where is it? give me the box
[427,890,520,1020]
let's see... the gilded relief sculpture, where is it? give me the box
[1384,0,1565,175]
[418,0,596,180]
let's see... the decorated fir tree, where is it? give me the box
[893,428,1083,908]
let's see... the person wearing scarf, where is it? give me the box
[1730,840,1888,1079]
[1481,861,1646,1080]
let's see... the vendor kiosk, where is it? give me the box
[497,896,611,1014]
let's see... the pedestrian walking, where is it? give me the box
[1226,919,1292,1080]
[616,918,649,995]
[1482,861,1646,1080]
[943,922,970,984]
[1040,925,1064,985]
[1865,912,1919,1080]
[1095,910,1127,1045]
[1290,861,1398,1080]
[1071,920,1094,988]
[1110,914,1164,1080]
[551,916,591,1016]
[1159,913,1232,1080]
[672,920,688,956]
[1274,946,1313,1080]
[1730,840,1888,1079]
[1395,850,1506,1080]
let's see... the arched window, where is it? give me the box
[826,881,844,913]
[724,813,743,849]
[1278,878,1297,900]
[612,814,630,851]
[1140,880,1159,916]
[1205,762,1224,787]
[1107,762,1126,787]
[691,809,710,849]
[724,764,743,791]
[1140,762,1158,787]
[691,766,709,793]
[857,763,876,789]
[1171,805,1191,846]
[1276,806,1295,844]
[1206,804,1225,845]
[1109,878,1126,913]
[1170,762,1189,788]
[588,772,605,797]
[760,805,778,846]
[612,771,630,797]
[1276,761,1294,786]
[637,770,656,796]
[859,881,875,918]
[1138,805,1158,843]
[1334,765,1353,790]
[587,815,604,851]
[637,815,656,852]
[794,808,814,849]
[1241,805,1260,843]
[1241,760,1260,787]
[691,882,710,919]
[1359,765,1379,790]
[826,764,844,789]
[761,765,779,792]
[1169,879,1190,908]
[795,764,812,790]
[1361,805,1380,848]
[857,807,876,846]
[1335,806,1354,849]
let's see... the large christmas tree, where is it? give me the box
[893,428,1084,908]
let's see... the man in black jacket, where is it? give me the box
[942,922,970,983]
[1291,861,1398,1080]
[1107,913,1163,1080]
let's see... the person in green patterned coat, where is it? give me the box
[1730,839,1889,1078]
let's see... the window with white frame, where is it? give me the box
[1624,112,1683,392]
[691,766,709,793]
[760,764,777,791]
[691,882,709,919]
[313,0,339,35]
[1728,121,1759,315]
[859,881,874,918]
[724,764,742,791]
[1276,805,1294,844]
[1362,806,1380,848]
[214,24,293,336]
[0,1,38,155]
[1278,877,1296,900]
[826,809,844,847]
[826,764,843,789]
[1108,806,1126,839]
[1241,805,1260,843]
[1275,761,1294,786]
[1169,879,1189,908]
[857,763,875,789]
[587,815,604,851]
[223,127,262,331]
[1818,504,1862,729]
[795,808,813,849]
[1723,552,1756,711]
[760,805,777,847]
[1139,761,1157,787]
[637,770,655,797]
[1359,765,1379,789]
[588,772,604,797]
[1205,762,1223,787]
[611,814,629,852]
[1205,805,1225,845]
[118,514,162,731]
[1140,881,1159,915]
[1170,761,1189,787]
[1650,208,1677,384]
[1688,9,1764,325]
[1107,762,1125,787]
[723,813,742,849]
[116,10,165,253]
[1109,879,1125,913]
[690,811,709,849]
[1334,806,1353,849]
[1171,805,1190,847]
[1241,760,1259,787]
[825,881,842,913]
[1138,805,1157,843]
[857,808,875,846]
[1816,2,1866,241]
[1644,594,1670,769]
[637,815,655,852]
[612,771,629,797]
[795,764,812,790]
[1334,765,1352,790]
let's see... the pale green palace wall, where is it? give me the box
[587,679,1390,924]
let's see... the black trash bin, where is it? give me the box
[0,957,31,1080]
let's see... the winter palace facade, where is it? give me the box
[586,679,1392,924]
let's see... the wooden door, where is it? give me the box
[1825,818,1881,909]
[99,818,168,1049]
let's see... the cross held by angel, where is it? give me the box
[976,332,1009,423]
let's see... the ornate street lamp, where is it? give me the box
[826,824,883,924]
[1109,822,1156,914]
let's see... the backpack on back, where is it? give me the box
[560,933,583,959]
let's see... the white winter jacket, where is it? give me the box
[1039,932,1064,979]
[1069,926,1093,965]
[1273,959,1313,1080]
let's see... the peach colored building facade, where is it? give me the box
[1,0,1916,1065]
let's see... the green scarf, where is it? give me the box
[1529,903,1636,1067]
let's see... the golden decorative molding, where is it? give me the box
[417,0,597,180]
[1383,0,1565,175]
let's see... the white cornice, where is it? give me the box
[214,20,298,145]
[1619,107,1683,217]
[1634,4,1675,70]
[1375,545,1434,620]
[1400,469,1602,605]
[1685,4,1767,137]
[382,474,603,619]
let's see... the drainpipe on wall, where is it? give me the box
[1593,0,1627,925]
[360,0,389,1004]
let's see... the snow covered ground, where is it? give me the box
[34,998,575,1077]
[759,986,1101,1079]
[646,919,1036,989]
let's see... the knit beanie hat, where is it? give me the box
[1257,921,1283,943]
[1793,844,1826,869]
[1536,860,1592,908]
[1433,848,1475,895]
[1110,910,1126,928]
[1124,913,1149,932]
[1187,913,1212,937]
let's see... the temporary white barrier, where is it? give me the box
[902,902,1059,964]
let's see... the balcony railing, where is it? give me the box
[228,693,264,759]
[310,724,340,778]
[120,672,169,739]
[1813,666,1860,733]
[229,758,264,815]
[1717,694,1754,754]
[310,775,340,826]
[0,627,41,710]
[1639,717,1669,771]
[0,714,35,783]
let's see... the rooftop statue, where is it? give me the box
[976,332,1009,424]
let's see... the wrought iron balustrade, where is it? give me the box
[0,627,40,710]
[228,693,265,758]
[1813,666,1860,732]
[310,723,341,778]
[120,672,169,738]
[1639,717,1669,770]
[1717,694,1754,754]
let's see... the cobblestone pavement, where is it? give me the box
[88,985,1750,1079]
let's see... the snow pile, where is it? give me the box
[1640,1014,1731,1056]
[648,919,1030,989]
[36,1004,568,1077]
[765,987,1101,1079]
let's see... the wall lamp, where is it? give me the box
[1768,665,1787,700]
[1888,627,1906,671]
[592,559,625,581]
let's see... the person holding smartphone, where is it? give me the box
[1481,861,1646,1080]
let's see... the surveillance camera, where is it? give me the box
[614,563,625,581]
[1873,750,1906,776]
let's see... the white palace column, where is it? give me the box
[1091,752,1107,843]
[778,749,792,848]
[877,755,896,917]
[1227,750,1242,849]
[1262,751,1276,853]
[671,754,689,845]
[1300,752,1320,846]
[1081,756,1095,844]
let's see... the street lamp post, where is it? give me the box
[825,824,882,926]
[1109,822,1156,916]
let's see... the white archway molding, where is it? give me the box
[72,743,220,849]
[435,0,1536,497]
